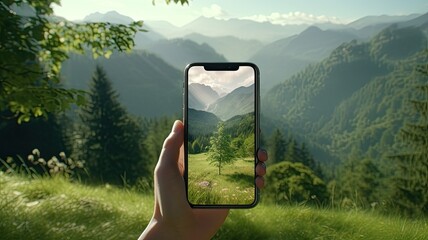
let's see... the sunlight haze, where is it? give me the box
[53,0,427,26]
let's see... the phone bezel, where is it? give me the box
[183,62,260,209]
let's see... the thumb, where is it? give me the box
[156,120,184,171]
[154,120,189,215]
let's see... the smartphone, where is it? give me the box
[184,62,260,208]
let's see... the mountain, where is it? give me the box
[81,11,166,49]
[398,12,428,28]
[338,13,422,40]
[168,16,309,42]
[251,26,359,91]
[224,112,255,137]
[207,84,254,121]
[348,14,421,30]
[61,51,182,117]
[146,38,227,70]
[145,20,180,36]
[263,24,428,163]
[184,33,264,61]
[133,26,166,49]
[187,108,220,137]
[83,11,134,24]
[187,109,254,144]
[188,83,220,111]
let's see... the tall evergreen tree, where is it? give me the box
[299,143,315,169]
[80,65,147,184]
[269,129,286,164]
[284,138,298,163]
[391,62,428,216]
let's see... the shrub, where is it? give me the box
[264,161,329,205]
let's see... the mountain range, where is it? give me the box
[207,84,254,121]
[263,18,428,163]
[250,26,360,91]
[189,83,254,121]
[62,10,428,167]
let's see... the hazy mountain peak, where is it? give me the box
[188,83,220,111]
[229,84,253,94]
[347,13,421,29]
[398,12,428,28]
[190,83,220,95]
[83,11,134,24]
[300,26,323,35]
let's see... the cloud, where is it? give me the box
[188,66,254,94]
[202,4,228,19]
[241,11,344,25]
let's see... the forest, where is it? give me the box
[1,0,428,239]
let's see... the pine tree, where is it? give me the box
[284,138,298,163]
[207,122,236,175]
[391,62,428,216]
[80,65,147,184]
[269,129,286,164]
[300,142,315,169]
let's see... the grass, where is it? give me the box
[0,172,152,240]
[215,204,428,240]
[1,172,427,240]
[188,153,255,205]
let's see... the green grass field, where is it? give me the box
[1,173,428,240]
[188,153,255,205]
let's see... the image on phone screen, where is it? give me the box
[185,63,259,207]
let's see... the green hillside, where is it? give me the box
[62,51,182,117]
[1,174,427,240]
[263,25,428,163]
[208,85,254,121]
[251,26,359,91]
[187,108,220,138]
[224,112,255,138]
[317,52,427,161]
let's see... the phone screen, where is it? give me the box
[184,63,259,208]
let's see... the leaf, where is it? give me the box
[104,50,113,59]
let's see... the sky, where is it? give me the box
[53,0,428,26]
[188,66,254,94]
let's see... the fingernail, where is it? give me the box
[171,120,180,133]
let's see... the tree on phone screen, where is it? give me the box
[207,122,236,175]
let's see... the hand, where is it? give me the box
[139,120,268,240]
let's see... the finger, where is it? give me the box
[157,120,184,170]
[256,176,265,189]
[256,162,266,176]
[257,148,268,162]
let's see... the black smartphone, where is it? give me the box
[184,62,260,208]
